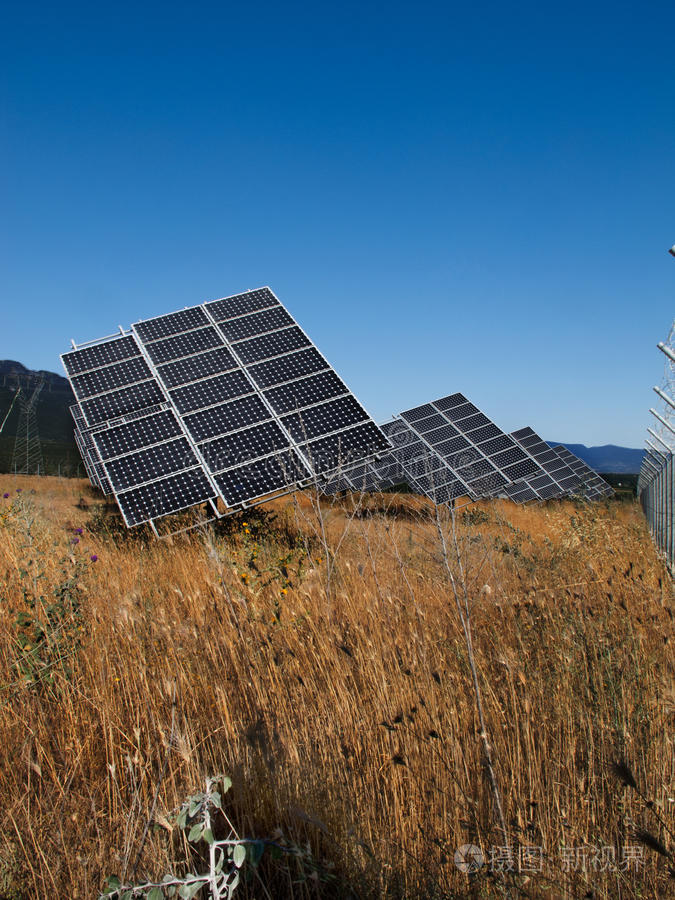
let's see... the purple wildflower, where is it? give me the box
[72,537,80,545]
[75,527,83,535]
[90,554,98,562]
[2,493,8,499]
[16,488,22,493]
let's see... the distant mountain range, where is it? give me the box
[0,361,646,476]
[546,442,644,474]
[0,360,79,475]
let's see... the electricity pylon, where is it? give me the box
[11,375,45,475]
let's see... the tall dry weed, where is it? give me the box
[0,476,672,898]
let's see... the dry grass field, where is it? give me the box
[0,475,673,898]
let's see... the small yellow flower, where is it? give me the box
[280,588,288,595]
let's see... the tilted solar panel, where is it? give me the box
[62,287,389,530]
[399,393,560,501]
[511,427,581,493]
[550,445,613,499]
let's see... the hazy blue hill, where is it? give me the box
[547,442,645,474]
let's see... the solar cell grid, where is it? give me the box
[401,403,438,423]
[117,469,216,527]
[248,348,328,388]
[468,424,503,443]
[105,438,198,491]
[169,370,253,414]
[263,370,348,414]
[460,412,492,431]
[217,306,295,342]
[232,326,311,364]
[62,335,140,376]
[134,307,210,342]
[415,413,450,433]
[156,347,238,388]
[81,380,165,427]
[205,288,279,322]
[502,459,541,481]
[432,393,467,412]
[471,471,510,494]
[300,422,386,474]
[143,327,224,365]
[184,396,271,443]
[70,356,152,400]
[215,451,309,505]
[478,434,516,456]
[93,411,183,460]
[491,446,529,468]
[435,435,472,456]
[200,421,289,473]
[443,402,479,422]
[459,457,499,479]
[406,454,449,479]
[423,424,466,445]
[504,482,538,502]
[281,395,368,443]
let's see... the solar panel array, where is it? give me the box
[408,393,567,500]
[511,427,582,494]
[324,398,612,507]
[549,445,613,499]
[62,288,389,528]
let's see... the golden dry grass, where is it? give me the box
[0,476,673,898]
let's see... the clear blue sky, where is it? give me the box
[2,1,673,447]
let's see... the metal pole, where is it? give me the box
[648,427,673,451]
[646,439,666,459]
[658,341,675,364]
[649,407,675,437]
[653,385,675,410]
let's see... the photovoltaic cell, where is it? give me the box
[156,347,238,388]
[93,410,183,460]
[217,306,295,341]
[143,327,224,365]
[511,427,581,491]
[134,307,210,342]
[550,445,613,499]
[116,469,216,527]
[263,370,348,414]
[233,327,311,364]
[215,451,309,506]
[62,335,139,376]
[80,379,166,427]
[104,438,198,491]
[205,288,279,321]
[247,347,328,388]
[200,421,289,472]
[169,370,253,414]
[281,396,367,443]
[183,396,270,442]
[70,356,153,400]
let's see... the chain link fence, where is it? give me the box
[638,322,675,572]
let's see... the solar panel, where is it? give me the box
[70,404,114,494]
[549,445,613,499]
[62,287,389,529]
[511,427,582,493]
[399,393,560,501]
